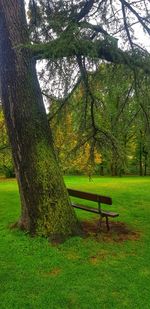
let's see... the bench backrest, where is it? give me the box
[67,188,112,205]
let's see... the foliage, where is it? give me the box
[27,0,150,100]
[0,108,14,178]
[50,63,150,176]
[27,0,150,177]
[51,109,102,175]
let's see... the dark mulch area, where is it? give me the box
[80,219,140,242]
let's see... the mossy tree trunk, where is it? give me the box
[0,0,79,239]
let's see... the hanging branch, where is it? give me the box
[119,0,150,35]
[121,2,134,50]
[43,76,82,120]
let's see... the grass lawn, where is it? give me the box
[0,176,150,309]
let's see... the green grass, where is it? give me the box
[0,176,150,309]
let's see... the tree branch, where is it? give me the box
[74,0,95,22]
[29,38,150,74]
[79,21,109,37]
[121,2,134,50]
[120,0,150,35]
[43,76,82,120]
[0,145,10,151]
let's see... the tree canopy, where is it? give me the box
[26,0,150,128]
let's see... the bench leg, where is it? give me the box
[97,215,103,233]
[105,216,110,231]
[97,216,110,232]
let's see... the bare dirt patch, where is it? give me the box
[80,219,140,243]
[42,268,62,277]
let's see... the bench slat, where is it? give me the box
[71,202,99,213]
[68,188,112,205]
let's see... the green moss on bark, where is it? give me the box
[33,141,79,238]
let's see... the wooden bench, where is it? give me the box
[67,188,119,231]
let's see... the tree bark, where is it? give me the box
[143,147,148,176]
[0,0,79,239]
[139,142,143,176]
[110,153,118,176]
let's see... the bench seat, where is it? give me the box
[101,211,119,218]
[72,203,119,218]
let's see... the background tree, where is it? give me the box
[133,72,150,175]
[50,63,150,177]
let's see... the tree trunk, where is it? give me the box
[143,148,148,176]
[110,154,118,176]
[0,0,79,240]
[139,142,143,176]
[100,164,104,176]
